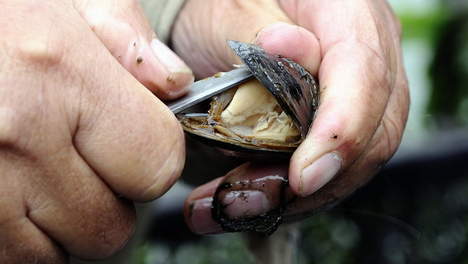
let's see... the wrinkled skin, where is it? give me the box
[0,0,193,263]
[174,0,409,234]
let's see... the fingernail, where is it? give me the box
[150,39,193,98]
[188,197,223,235]
[222,190,272,219]
[150,38,192,73]
[300,152,342,197]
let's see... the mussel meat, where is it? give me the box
[178,41,319,156]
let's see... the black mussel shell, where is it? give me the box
[228,40,319,138]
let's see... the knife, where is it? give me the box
[167,66,253,114]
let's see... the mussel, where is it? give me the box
[179,41,320,234]
[178,41,319,157]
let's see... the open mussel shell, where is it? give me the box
[228,40,319,138]
[178,41,319,157]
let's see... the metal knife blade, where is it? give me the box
[167,67,253,114]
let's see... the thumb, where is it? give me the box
[173,0,293,77]
[173,1,320,76]
[254,22,321,78]
[74,0,194,100]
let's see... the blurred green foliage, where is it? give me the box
[399,7,450,41]
[133,234,255,264]
[427,9,468,126]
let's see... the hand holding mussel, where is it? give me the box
[173,0,409,238]
[180,32,406,235]
[180,41,319,234]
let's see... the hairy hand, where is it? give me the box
[0,0,192,262]
[173,0,409,234]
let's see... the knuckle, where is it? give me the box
[11,35,64,68]
[5,19,66,68]
[1,2,74,69]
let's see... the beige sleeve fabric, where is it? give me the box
[140,0,187,44]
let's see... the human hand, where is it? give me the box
[0,0,192,262]
[172,0,409,234]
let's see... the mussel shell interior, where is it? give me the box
[178,41,319,154]
[178,106,299,155]
[228,40,319,139]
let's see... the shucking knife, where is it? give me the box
[167,66,253,114]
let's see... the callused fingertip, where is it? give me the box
[186,197,223,235]
[299,152,342,197]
